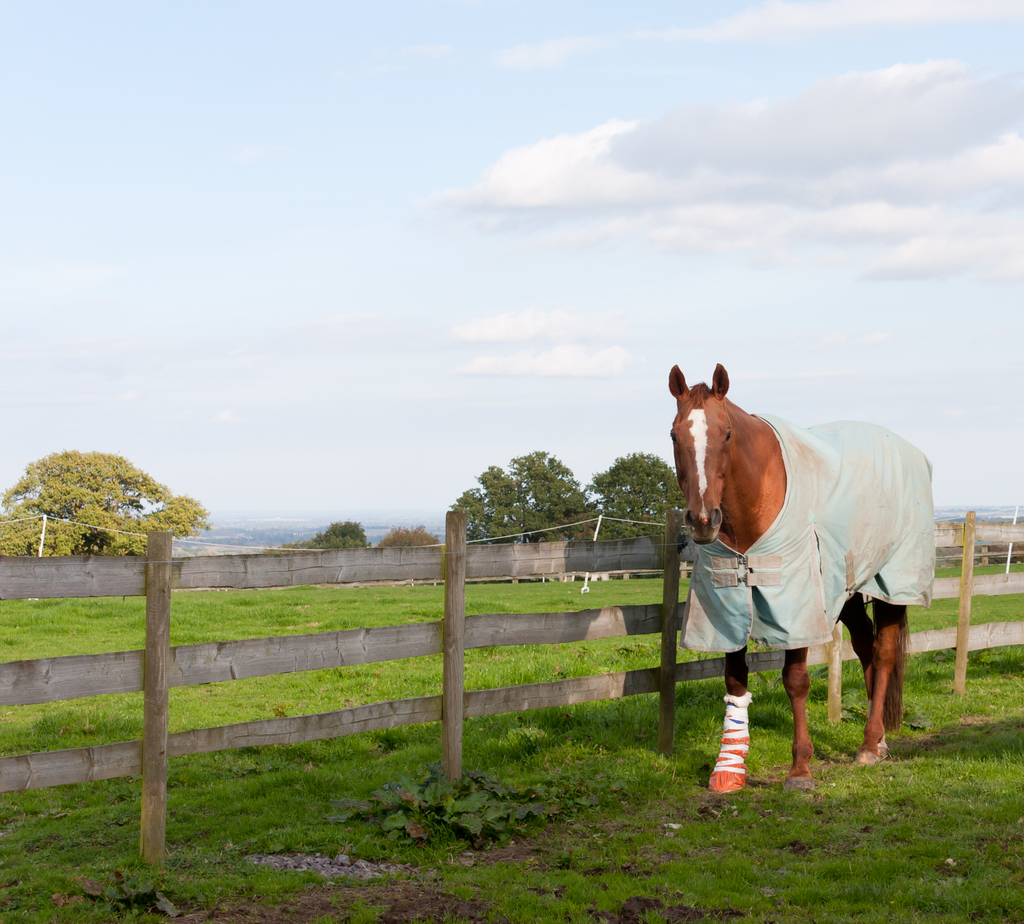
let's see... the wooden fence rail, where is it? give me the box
[1,514,1022,865]
[0,535,666,600]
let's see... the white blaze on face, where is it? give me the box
[687,408,709,517]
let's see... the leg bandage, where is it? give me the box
[708,692,753,793]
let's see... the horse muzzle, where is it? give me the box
[684,507,722,544]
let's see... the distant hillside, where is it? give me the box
[934,506,1021,523]
[173,511,447,555]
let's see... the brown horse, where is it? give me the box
[669,363,921,792]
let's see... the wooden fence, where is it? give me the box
[2,511,1023,865]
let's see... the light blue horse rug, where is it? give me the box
[681,414,935,652]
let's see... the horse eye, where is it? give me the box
[725,430,732,443]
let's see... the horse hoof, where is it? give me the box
[709,770,747,793]
[855,748,881,766]
[783,776,815,792]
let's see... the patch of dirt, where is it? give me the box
[177,886,745,924]
[584,895,743,923]
[893,715,1010,754]
[180,884,508,924]
[475,842,538,865]
[580,862,653,878]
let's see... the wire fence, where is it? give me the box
[0,513,672,554]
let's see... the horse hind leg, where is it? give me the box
[840,594,875,692]
[855,600,909,767]
[782,647,815,791]
[840,595,884,757]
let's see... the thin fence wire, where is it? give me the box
[465,514,668,545]
[0,512,674,553]
[0,514,47,526]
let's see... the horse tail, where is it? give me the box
[882,606,909,732]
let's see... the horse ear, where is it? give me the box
[712,363,729,398]
[669,365,689,399]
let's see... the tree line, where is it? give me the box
[281,523,439,550]
[0,448,684,556]
[452,450,684,543]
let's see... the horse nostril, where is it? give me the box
[710,508,723,530]
[683,509,696,530]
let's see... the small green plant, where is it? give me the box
[841,689,868,720]
[905,710,932,728]
[329,762,601,848]
[78,870,179,916]
[505,725,547,757]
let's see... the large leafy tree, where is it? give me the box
[283,521,369,550]
[587,452,686,540]
[0,450,210,556]
[452,451,593,543]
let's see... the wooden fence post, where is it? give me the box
[140,530,172,866]
[442,511,467,781]
[953,511,976,696]
[658,509,684,755]
[827,622,843,722]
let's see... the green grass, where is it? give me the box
[1,576,1023,923]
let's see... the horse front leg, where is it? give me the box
[708,647,752,793]
[782,647,815,791]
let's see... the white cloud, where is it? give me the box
[615,62,1023,175]
[458,344,638,377]
[436,119,649,210]
[438,61,1024,280]
[494,36,608,70]
[453,307,624,343]
[652,0,1024,43]
[212,409,243,423]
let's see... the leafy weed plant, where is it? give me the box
[330,762,605,849]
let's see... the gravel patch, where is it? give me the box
[248,853,417,881]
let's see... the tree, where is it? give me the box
[378,526,440,548]
[587,452,686,539]
[452,451,593,543]
[0,450,210,556]
[283,520,369,550]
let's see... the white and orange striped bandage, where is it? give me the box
[708,691,752,793]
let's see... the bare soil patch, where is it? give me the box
[175,885,746,924]
[584,895,743,923]
[179,883,509,924]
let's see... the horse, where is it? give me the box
[668,363,935,792]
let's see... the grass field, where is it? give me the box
[1,567,1023,923]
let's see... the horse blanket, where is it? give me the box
[680,414,935,652]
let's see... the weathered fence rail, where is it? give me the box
[1,515,1023,865]
[0,536,664,600]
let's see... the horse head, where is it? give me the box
[668,363,732,544]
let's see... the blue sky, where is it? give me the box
[2,1,1023,515]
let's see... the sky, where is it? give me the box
[1,0,1023,517]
